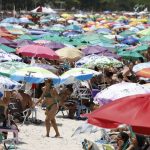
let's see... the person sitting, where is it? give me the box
[116,132,130,150]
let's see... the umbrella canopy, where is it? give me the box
[81,45,109,56]
[31,63,58,73]
[17,45,59,60]
[0,61,29,77]
[0,37,13,45]
[31,6,56,14]
[118,51,144,60]
[56,47,84,62]
[138,28,150,36]
[77,55,122,68]
[0,76,22,91]
[94,82,150,105]
[44,41,65,50]
[11,67,59,84]
[1,17,19,24]
[19,18,33,24]
[60,68,101,84]
[132,44,149,52]
[87,93,150,135]
[16,40,35,47]
[0,49,22,62]
[0,44,15,53]
[133,62,150,73]
[122,36,139,45]
[139,36,150,43]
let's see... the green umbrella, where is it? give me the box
[118,51,145,60]
[0,61,29,77]
[120,30,135,37]
[0,44,15,53]
[17,35,38,41]
[132,44,149,52]
[139,36,150,42]
[138,28,150,36]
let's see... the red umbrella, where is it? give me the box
[16,45,59,60]
[86,94,150,135]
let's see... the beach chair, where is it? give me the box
[0,132,17,149]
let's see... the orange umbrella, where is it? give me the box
[136,68,150,78]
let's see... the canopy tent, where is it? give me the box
[31,6,56,14]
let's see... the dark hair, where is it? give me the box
[66,84,73,93]
[105,70,113,78]
[117,73,123,80]
[118,132,129,143]
[136,134,146,147]
[138,80,146,85]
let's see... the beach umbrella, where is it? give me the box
[96,28,111,34]
[0,44,15,52]
[17,45,59,60]
[86,93,150,135]
[0,61,29,77]
[56,47,84,62]
[79,55,122,68]
[139,36,150,43]
[60,68,101,84]
[132,44,149,52]
[11,67,59,84]
[0,76,22,91]
[133,62,150,78]
[118,51,144,60]
[17,34,38,41]
[122,36,139,45]
[0,37,13,45]
[0,49,22,62]
[137,28,150,36]
[31,63,58,73]
[34,40,50,44]
[16,40,35,47]
[19,18,34,24]
[65,24,82,32]
[1,17,19,24]
[94,82,150,105]
[5,26,25,35]
[81,45,109,56]
[44,41,65,50]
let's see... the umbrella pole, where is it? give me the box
[102,66,106,88]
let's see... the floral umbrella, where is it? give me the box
[0,76,22,91]
[76,54,122,68]
[94,82,150,105]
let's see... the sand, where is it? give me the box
[9,107,103,150]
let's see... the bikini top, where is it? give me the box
[44,89,52,98]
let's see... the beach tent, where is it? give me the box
[31,6,56,14]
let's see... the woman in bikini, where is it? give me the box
[34,79,73,137]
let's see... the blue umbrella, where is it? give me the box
[1,17,19,24]
[60,68,101,84]
[96,28,111,34]
[19,18,34,24]
[122,36,139,45]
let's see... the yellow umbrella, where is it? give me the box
[56,47,84,62]
[61,13,72,18]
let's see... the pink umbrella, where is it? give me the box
[16,45,59,60]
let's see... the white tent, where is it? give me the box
[31,6,56,14]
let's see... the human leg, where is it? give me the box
[45,112,51,137]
